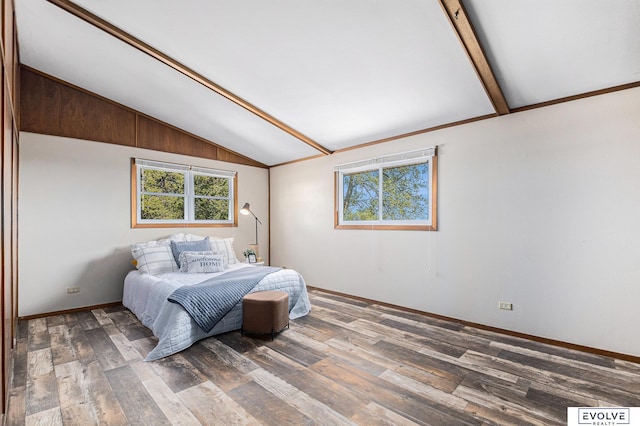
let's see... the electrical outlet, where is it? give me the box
[499,302,513,310]
[66,287,80,294]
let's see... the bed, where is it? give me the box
[123,233,311,361]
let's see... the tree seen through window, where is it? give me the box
[134,160,236,226]
[140,169,185,220]
[342,163,429,222]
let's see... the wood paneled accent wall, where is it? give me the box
[20,67,267,168]
[1,0,19,415]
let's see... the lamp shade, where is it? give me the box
[240,203,251,215]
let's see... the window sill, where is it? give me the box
[334,224,436,231]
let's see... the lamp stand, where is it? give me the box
[249,244,261,262]
[240,203,263,263]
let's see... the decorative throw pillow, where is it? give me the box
[179,250,227,268]
[179,251,226,273]
[131,243,179,275]
[170,237,210,266]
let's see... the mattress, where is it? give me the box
[123,263,311,360]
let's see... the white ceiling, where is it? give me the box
[15,0,640,166]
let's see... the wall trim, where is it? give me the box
[16,286,640,364]
[20,66,267,169]
[18,302,122,321]
[271,81,640,168]
[308,286,640,364]
[47,0,332,157]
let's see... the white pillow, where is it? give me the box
[208,237,240,264]
[182,234,240,264]
[131,244,179,275]
[185,233,212,242]
[131,233,187,252]
[179,251,226,273]
[130,234,187,274]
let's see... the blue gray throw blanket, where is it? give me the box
[167,266,281,332]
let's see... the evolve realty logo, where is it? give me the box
[568,407,638,426]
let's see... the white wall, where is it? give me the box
[270,87,640,357]
[18,133,269,316]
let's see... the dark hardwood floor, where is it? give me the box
[6,289,640,425]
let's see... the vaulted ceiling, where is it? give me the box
[15,0,640,166]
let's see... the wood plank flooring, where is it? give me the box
[5,289,640,425]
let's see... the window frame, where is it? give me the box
[334,148,437,231]
[131,158,238,228]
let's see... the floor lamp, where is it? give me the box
[240,203,263,262]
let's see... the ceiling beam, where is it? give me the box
[46,0,333,156]
[439,0,510,115]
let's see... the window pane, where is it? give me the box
[141,194,184,220]
[194,175,229,197]
[382,163,429,220]
[343,170,379,220]
[194,198,229,220]
[141,169,184,194]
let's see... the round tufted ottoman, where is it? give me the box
[242,290,289,340]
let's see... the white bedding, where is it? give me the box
[123,263,311,360]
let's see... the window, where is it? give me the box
[132,159,237,228]
[335,147,437,230]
